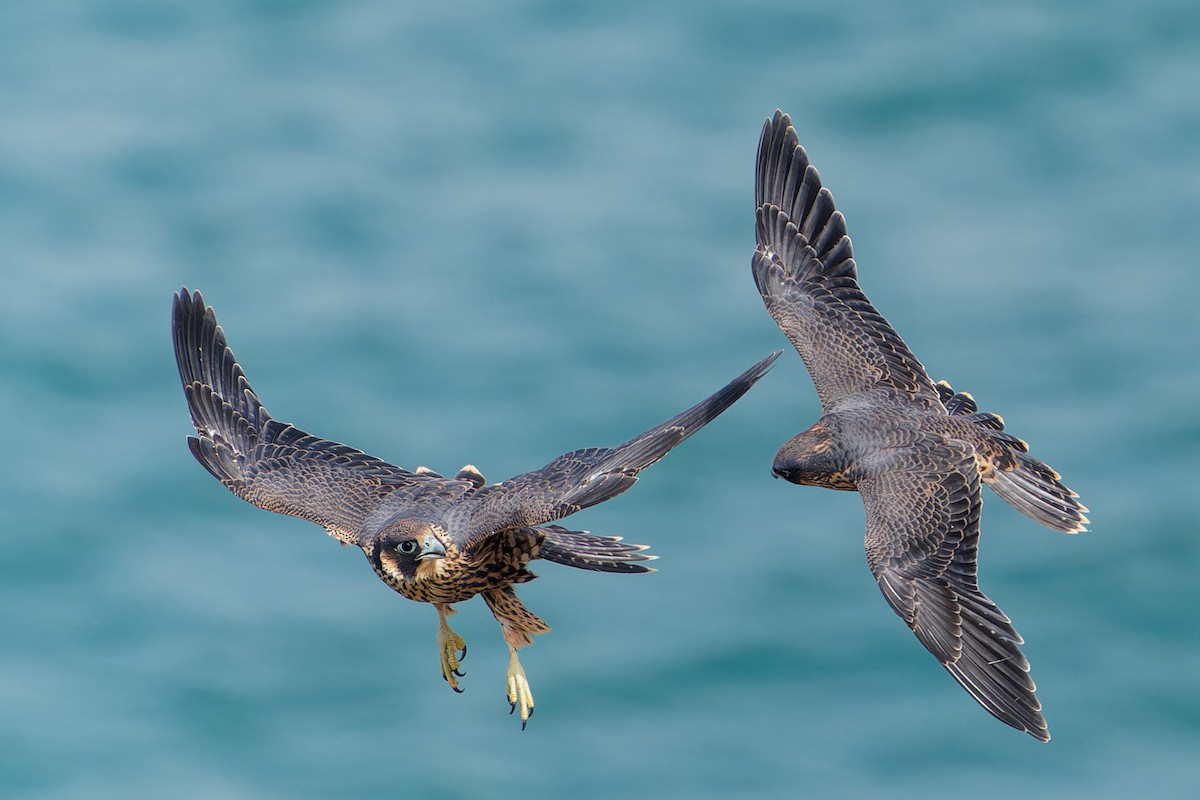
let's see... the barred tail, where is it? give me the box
[988,452,1090,533]
[938,379,1089,533]
[537,525,657,573]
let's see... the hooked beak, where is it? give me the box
[418,534,447,561]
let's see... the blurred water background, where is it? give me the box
[2,1,1198,797]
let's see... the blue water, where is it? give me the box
[2,1,1198,797]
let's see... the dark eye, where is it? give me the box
[397,540,417,555]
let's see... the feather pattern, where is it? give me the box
[755,111,1087,742]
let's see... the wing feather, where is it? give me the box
[860,437,1050,742]
[753,110,942,412]
[453,352,780,546]
[172,289,440,545]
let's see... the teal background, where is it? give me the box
[2,1,1197,797]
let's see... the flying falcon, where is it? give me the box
[173,288,778,728]
[751,111,1088,741]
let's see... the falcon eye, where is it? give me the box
[397,540,418,555]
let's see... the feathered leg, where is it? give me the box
[482,586,551,729]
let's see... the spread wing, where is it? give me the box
[860,436,1049,742]
[173,289,453,545]
[452,352,780,547]
[752,109,942,412]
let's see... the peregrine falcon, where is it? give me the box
[751,111,1088,741]
[173,288,778,728]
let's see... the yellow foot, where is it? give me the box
[505,647,535,730]
[437,610,468,693]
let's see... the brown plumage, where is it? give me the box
[752,111,1088,742]
[173,288,779,728]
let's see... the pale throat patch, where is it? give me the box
[414,529,456,581]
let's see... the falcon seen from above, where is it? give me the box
[751,111,1088,741]
[174,288,779,728]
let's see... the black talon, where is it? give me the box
[452,668,466,678]
[459,643,467,661]
[451,685,464,694]
[509,701,516,715]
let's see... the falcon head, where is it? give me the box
[374,517,450,582]
[771,421,856,490]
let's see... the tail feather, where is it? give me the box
[939,379,1089,533]
[989,452,1089,533]
[537,525,656,573]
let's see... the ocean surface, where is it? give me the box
[2,1,1198,798]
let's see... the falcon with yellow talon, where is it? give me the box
[172,288,779,728]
